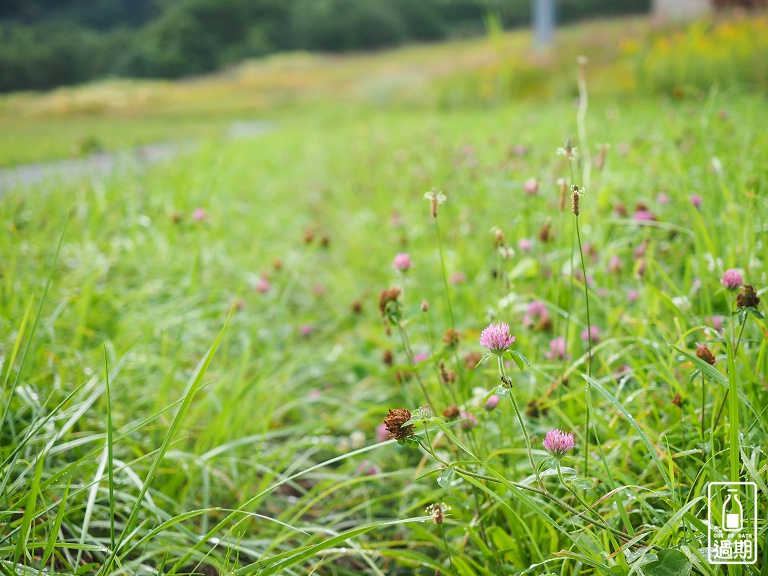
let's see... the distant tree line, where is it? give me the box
[0,0,650,93]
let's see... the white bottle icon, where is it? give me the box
[722,488,743,532]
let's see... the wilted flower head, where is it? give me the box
[696,343,716,366]
[393,253,413,272]
[480,322,515,354]
[438,359,457,385]
[383,408,415,440]
[539,218,552,243]
[491,227,505,246]
[464,350,482,369]
[542,429,575,459]
[721,269,743,291]
[737,284,760,309]
[420,299,429,312]
[545,337,568,361]
[442,405,459,419]
[378,287,402,323]
[443,328,460,346]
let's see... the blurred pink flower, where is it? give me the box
[627,289,640,303]
[413,352,429,363]
[523,300,551,329]
[300,324,313,336]
[255,275,270,293]
[524,177,539,195]
[545,337,568,361]
[690,194,703,209]
[450,272,466,284]
[393,253,412,272]
[484,395,500,411]
[355,460,381,476]
[460,411,478,430]
[707,315,725,331]
[192,208,207,222]
[375,423,389,443]
[581,326,602,344]
[518,238,533,252]
[633,209,655,222]
[656,193,670,205]
[608,255,622,274]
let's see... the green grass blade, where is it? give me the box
[105,347,116,567]
[103,307,233,571]
[1,214,68,433]
[13,454,44,565]
[242,517,431,575]
[583,374,673,492]
[41,480,70,569]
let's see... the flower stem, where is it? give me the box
[440,525,458,576]
[574,213,593,480]
[509,391,542,491]
[433,215,468,403]
[497,355,541,489]
[700,371,706,440]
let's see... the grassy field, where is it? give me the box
[2,13,768,576]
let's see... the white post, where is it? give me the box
[533,0,556,50]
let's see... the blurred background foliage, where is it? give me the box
[0,0,651,92]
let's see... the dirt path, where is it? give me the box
[0,120,273,191]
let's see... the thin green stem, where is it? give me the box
[497,355,541,489]
[452,468,639,546]
[700,372,706,440]
[556,462,591,513]
[440,525,458,576]
[433,216,468,404]
[509,392,542,491]
[396,323,435,408]
[574,214,593,480]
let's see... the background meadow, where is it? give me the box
[1,11,768,576]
